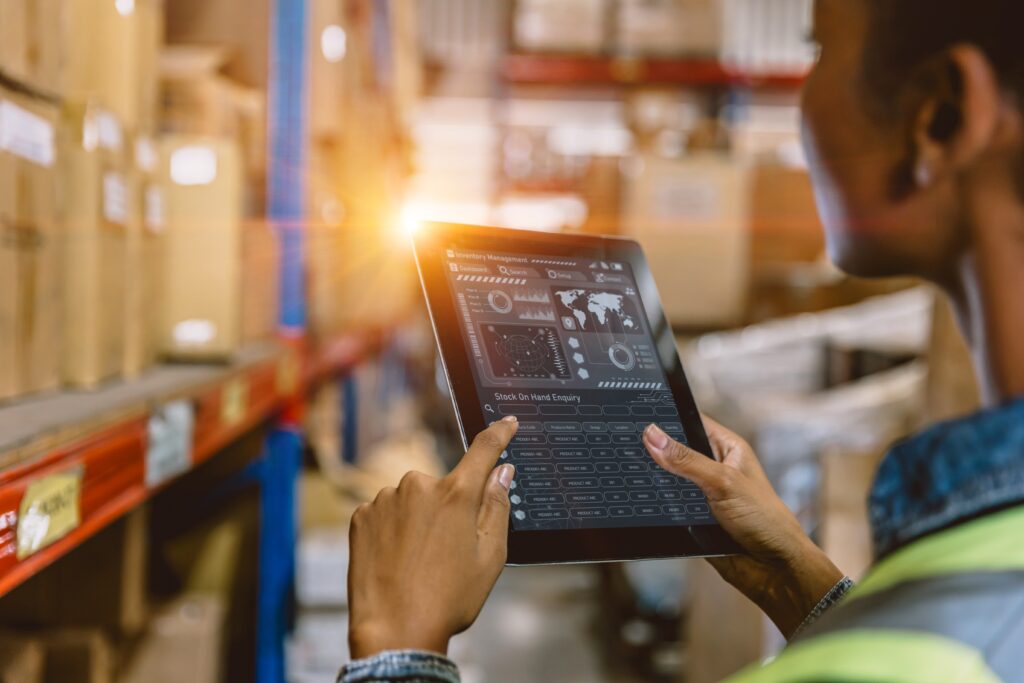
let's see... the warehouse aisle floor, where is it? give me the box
[449,565,631,683]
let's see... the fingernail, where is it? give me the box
[501,415,518,423]
[496,464,515,490]
[646,424,669,450]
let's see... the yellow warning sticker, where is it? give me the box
[17,468,83,560]
[221,377,249,428]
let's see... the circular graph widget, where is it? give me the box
[608,342,637,371]
[487,290,514,314]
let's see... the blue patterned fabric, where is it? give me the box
[338,650,460,683]
[869,397,1024,559]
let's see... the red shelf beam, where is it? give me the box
[0,332,372,598]
[502,54,808,90]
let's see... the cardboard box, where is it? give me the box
[122,137,165,378]
[60,102,129,388]
[0,86,62,401]
[57,0,142,127]
[0,508,148,634]
[617,0,722,56]
[159,47,267,182]
[0,0,69,94]
[159,136,243,360]
[750,163,826,266]
[309,0,347,140]
[135,0,165,135]
[514,0,611,54]
[40,630,114,683]
[926,293,980,424]
[623,153,751,328]
[119,595,225,683]
[164,0,271,88]
[0,632,44,683]
[0,0,30,84]
[820,446,888,581]
[240,220,279,343]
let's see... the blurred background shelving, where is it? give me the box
[0,1,982,682]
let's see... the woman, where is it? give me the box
[341,0,1024,680]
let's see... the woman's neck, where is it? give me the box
[952,164,1024,406]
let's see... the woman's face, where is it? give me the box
[801,0,961,280]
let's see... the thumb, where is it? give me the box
[477,463,514,557]
[644,424,724,494]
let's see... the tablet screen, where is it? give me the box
[442,244,715,532]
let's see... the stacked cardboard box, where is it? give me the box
[623,152,752,329]
[123,137,165,378]
[119,595,226,683]
[0,0,68,94]
[159,46,266,184]
[59,102,130,388]
[513,0,612,54]
[158,136,244,360]
[0,85,62,401]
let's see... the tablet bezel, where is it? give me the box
[414,223,741,564]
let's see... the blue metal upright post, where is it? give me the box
[263,0,309,681]
[256,428,303,683]
[269,0,309,336]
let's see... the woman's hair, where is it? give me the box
[863,0,1024,118]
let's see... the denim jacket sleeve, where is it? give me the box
[337,650,460,683]
[791,576,855,639]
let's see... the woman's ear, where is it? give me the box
[910,44,1001,189]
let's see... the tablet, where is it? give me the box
[414,223,740,564]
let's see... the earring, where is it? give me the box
[914,160,934,188]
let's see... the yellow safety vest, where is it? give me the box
[727,505,1024,682]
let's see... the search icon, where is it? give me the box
[484,404,495,414]
[498,266,510,276]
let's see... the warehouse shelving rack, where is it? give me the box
[0,1,389,681]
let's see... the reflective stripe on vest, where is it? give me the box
[726,630,1002,683]
[725,505,1024,682]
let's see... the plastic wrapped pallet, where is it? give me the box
[617,0,722,57]
[719,0,816,75]
[0,85,62,401]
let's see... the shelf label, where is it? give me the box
[221,377,249,428]
[146,400,195,487]
[277,351,301,395]
[16,468,83,560]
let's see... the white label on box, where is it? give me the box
[146,400,195,487]
[173,319,217,347]
[0,100,56,167]
[115,0,135,16]
[144,184,165,233]
[135,136,158,172]
[170,146,218,186]
[653,177,720,223]
[95,110,123,152]
[103,172,129,224]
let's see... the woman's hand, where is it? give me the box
[643,418,844,638]
[347,416,519,659]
